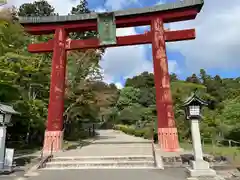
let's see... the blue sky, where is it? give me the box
[7,0,240,88]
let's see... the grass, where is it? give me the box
[180,142,240,165]
[15,148,40,155]
[10,144,41,156]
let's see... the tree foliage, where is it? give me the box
[117,71,240,143]
[0,0,118,146]
[18,0,56,17]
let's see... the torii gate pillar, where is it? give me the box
[151,18,180,151]
[43,28,67,153]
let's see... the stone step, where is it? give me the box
[77,145,152,148]
[54,149,153,156]
[44,160,155,169]
[51,155,154,162]
[90,141,151,145]
[42,166,158,170]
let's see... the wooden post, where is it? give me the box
[43,28,67,154]
[151,17,180,152]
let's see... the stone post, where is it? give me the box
[187,119,216,177]
[0,126,6,169]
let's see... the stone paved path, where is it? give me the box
[54,129,153,157]
[29,130,186,179]
[9,130,187,180]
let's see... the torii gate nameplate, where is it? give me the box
[97,12,116,46]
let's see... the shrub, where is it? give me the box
[143,128,152,139]
[114,124,153,140]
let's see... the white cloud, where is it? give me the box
[156,0,166,5]
[136,25,150,32]
[168,60,180,74]
[100,27,180,84]
[115,82,123,89]
[105,0,139,10]
[49,0,77,15]
[124,59,179,79]
[100,27,150,83]
[94,7,106,13]
[168,0,240,71]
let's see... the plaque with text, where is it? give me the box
[97,12,116,46]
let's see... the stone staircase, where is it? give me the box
[39,130,164,170]
[43,155,157,169]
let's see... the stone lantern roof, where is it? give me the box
[0,103,19,115]
[182,90,208,107]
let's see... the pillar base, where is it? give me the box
[186,160,216,177]
[43,130,63,155]
[158,127,180,152]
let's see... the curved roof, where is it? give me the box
[0,103,19,114]
[182,91,208,107]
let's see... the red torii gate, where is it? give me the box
[19,0,203,153]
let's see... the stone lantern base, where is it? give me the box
[186,160,216,177]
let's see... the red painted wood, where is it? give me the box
[28,39,54,53]
[43,131,63,154]
[165,29,195,42]
[151,17,180,151]
[69,33,151,50]
[47,28,67,131]
[28,33,151,52]
[28,29,195,53]
[22,9,198,35]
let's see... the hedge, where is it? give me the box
[114,124,157,141]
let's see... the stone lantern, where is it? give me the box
[0,103,19,171]
[182,91,216,178]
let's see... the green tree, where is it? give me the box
[118,104,142,125]
[18,0,56,17]
[116,87,141,110]
[186,73,201,84]
[138,88,155,107]
[69,0,97,39]
[170,73,178,82]
[199,69,210,85]
[0,19,50,145]
[219,99,240,128]
[71,0,90,14]
[125,71,154,88]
